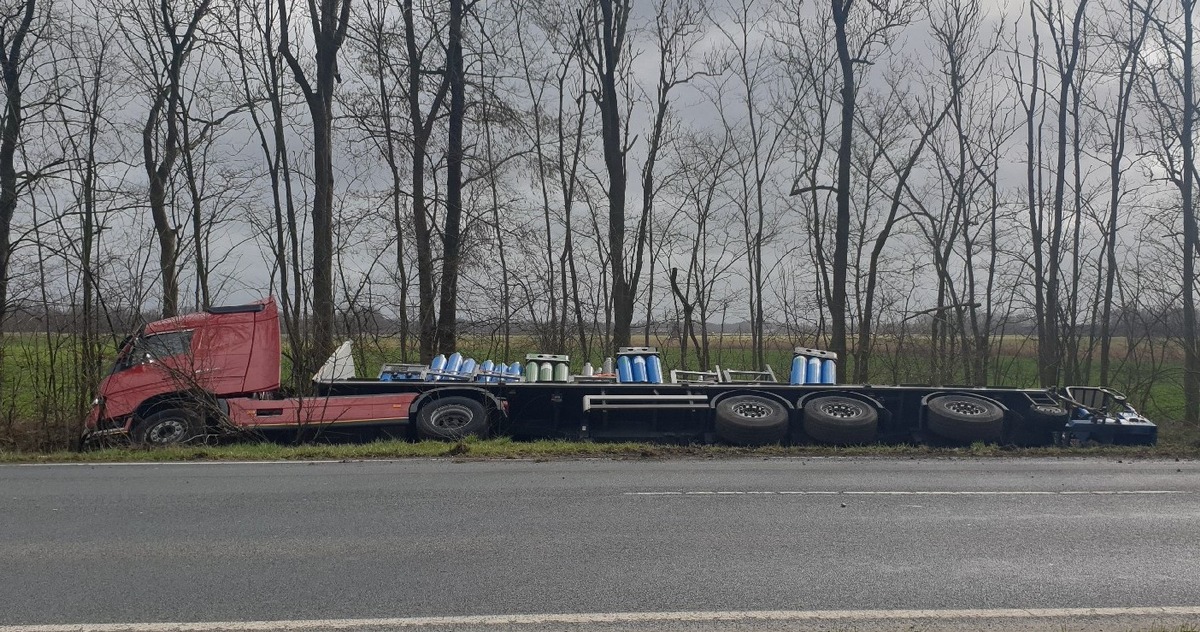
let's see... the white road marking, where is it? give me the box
[624,490,1190,496]
[6,607,1200,631]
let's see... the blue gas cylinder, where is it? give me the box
[646,355,663,384]
[616,356,633,382]
[791,356,806,385]
[821,359,836,384]
[631,356,648,382]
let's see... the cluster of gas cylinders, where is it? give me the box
[384,345,838,386]
[521,349,665,383]
[378,353,521,382]
[788,347,838,385]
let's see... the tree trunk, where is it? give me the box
[435,0,465,354]
[278,0,351,369]
[400,0,449,362]
[0,0,35,394]
[831,0,855,380]
[1044,0,1088,386]
[595,0,632,352]
[1022,3,1051,387]
[1181,0,1199,423]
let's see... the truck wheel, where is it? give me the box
[926,395,1004,443]
[802,396,878,445]
[714,395,788,446]
[415,396,489,441]
[132,408,204,447]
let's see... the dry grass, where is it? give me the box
[4,436,1199,464]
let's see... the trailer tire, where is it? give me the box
[1010,404,1069,447]
[802,396,878,445]
[132,408,204,447]
[1030,404,1069,420]
[714,395,788,446]
[926,395,1004,443]
[415,396,489,441]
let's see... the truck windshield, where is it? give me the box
[111,330,195,373]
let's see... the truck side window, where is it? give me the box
[139,331,194,361]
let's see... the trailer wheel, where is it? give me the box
[132,408,204,447]
[1030,404,1068,420]
[1010,404,1069,447]
[926,395,1004,443]
[415,396,489,441]
[802,396,878,445]
[713,395,788,446]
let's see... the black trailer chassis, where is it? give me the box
[318,380,1157,447]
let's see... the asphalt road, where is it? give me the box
[2,457,1199,631]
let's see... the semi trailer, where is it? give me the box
[82,297,1158,448]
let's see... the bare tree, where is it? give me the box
[795,0,911,378]
[918,0,1004,384]
[401,0,450,362]
[581,0,640,352]
[231,0,318,388]
[855,85,950,382]
[712,0,794,367]
[433,0,470,353]
[666,129,737,369]
[114,0,213,318]
[0,0,41,347]
[277,0,352,369]
[52,2,121,415]
[1142,0,1200,423]
[1038,0,1088,386]
[1096,0,1153,386]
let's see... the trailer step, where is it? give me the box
[583,394,710,412]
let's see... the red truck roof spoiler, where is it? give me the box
[205,303,267,315]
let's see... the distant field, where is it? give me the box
[0,330,1194,452]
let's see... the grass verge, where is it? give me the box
[3,436,1200,464]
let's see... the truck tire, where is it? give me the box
[802,396,878,445]
[132,408,205,446]
[926,395,1004,443]
[415,396,489,441]
[713,395,788,446]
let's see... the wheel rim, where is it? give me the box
[731,401,772,419]
[820,401,863,418]
[1034,405,1064,416]
[148,419,187,444]
[945,400,987,416]
[430,404,474,430]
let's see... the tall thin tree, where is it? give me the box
[278,0,352,368]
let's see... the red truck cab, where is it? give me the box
[85,298,282,441]
[84,297,419,446]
